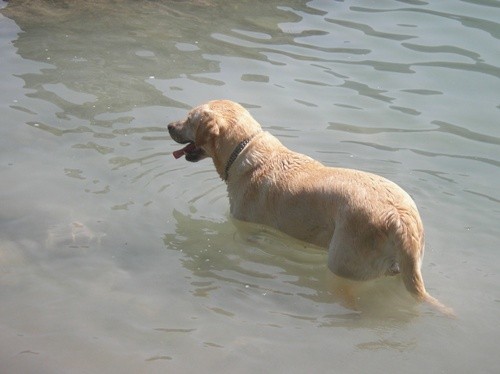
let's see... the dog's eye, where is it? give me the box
[188,113,199,123]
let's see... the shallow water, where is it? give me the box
[0,0,499,372]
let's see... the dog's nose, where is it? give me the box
[167,123,177,134]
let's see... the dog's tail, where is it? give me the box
[394,207,456,317]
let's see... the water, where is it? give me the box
[0,0,498,372]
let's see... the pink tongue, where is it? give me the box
[172,143,196,159]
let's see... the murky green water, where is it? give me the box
[1,1,499,373]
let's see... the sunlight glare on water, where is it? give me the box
[0,0,499,373]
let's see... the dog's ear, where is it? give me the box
[194,108,219,150]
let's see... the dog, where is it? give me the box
[168,99,453,316]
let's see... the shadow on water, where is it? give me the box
[164,209,425,328]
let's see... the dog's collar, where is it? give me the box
[223,134,258,181]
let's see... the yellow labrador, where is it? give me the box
[168,99,453,316]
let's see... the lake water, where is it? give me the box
[0,0,498,373]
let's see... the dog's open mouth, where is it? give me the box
[172,142,205,162]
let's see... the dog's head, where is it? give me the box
[168,100,262,178]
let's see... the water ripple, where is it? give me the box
[431,120,500,145]
[325,18,417,41]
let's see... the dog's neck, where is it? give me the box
[223,133,259,181]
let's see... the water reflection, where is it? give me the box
[164,209,327,299]
[164,209,422,324]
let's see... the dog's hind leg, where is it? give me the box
[327,225,394,281]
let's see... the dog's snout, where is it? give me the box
[167,122,180,136]
[168,121,189,144]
